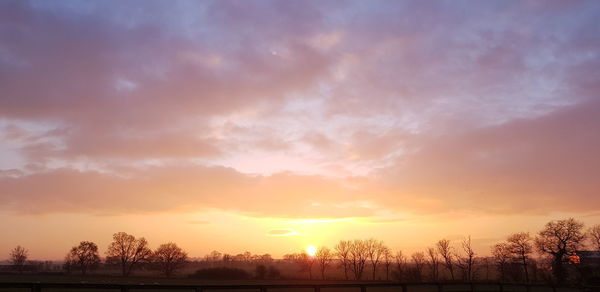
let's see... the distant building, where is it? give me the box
[573,251,600,266]
[572,251,600,285]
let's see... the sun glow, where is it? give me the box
[306,245,317,257]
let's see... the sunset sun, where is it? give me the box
[306,245,317,257]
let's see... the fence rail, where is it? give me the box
[0,282,597,292]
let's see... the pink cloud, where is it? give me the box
[0,0,599,219]
[0,165,376,218]
[379,98,600,214]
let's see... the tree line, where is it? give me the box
[10,232,187,277]
[7,218,600,283]
[283,218,599,284]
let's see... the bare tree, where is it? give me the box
[492,243,511,282]
[299,252,315,279]
[382,247,393,280]
[315,246,333,279]
[286,252,316,279]
[208,250,222,262]
[255,254,273,264]
[427,247,440,281]
[506,232,532,283]
[283,253,296,262]
[335,240,351,280]
[67,241,100,275]
[366,239,386,280]
[437,239,455,280]
[10,246,28,274]
[205,250,222,267]
[588,224,600,251]
[456,236,476,281]
[153,242,188,278]
[480,257,491,281]
[349,239,368,280]
[411,252,426,282]
[394,250,407,281]
[106,232,153,276]
[242,251,252,262]
[222,253,233,265]
[63,252,75,274]
[535,218,585,283]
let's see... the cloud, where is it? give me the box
[0,0,334,162]
[0,165,378,217]
[378,98,600,214]
[267,229,299,237]
[0,0,599,219]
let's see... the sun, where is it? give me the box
[306,245,317,257]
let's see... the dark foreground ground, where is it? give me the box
[0,274,592,292]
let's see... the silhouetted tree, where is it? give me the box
[588,224,600,251]
[393,250,407,281]
[315,246,333,279]
[10,245,28,274]
[366,239,386,280]
[382,247,393,281]
[437,239,455,280]
[153,242,188,278]
[349,239,368,280]
[254,254,273,264]
[506,232,533,283]
[480,257,491,281]
[233,253,246,262]
[426,247,440,281]
[63,253,75,274]
[298,252,315,279]
[106,232,153,276]
[456,236,476,281]
[222,253,233,264]
[286,252,315,279]
[267,265,281,279]
[242,251,252,262]
[283,253,296,261]
[535,218,585,284]
[492,243,511,282]
[335,240,351,280]
[66,241,100,275]
[410,252,425,282]
[255,264,267,279]
[206,250,222,263]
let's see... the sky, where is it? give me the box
[1,0,600,260]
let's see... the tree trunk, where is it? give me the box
[121,261,127,277]
[552,255,565,284]
[522,255,529,283]
[343,264,348,280]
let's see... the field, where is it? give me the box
[0,274,588,292]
